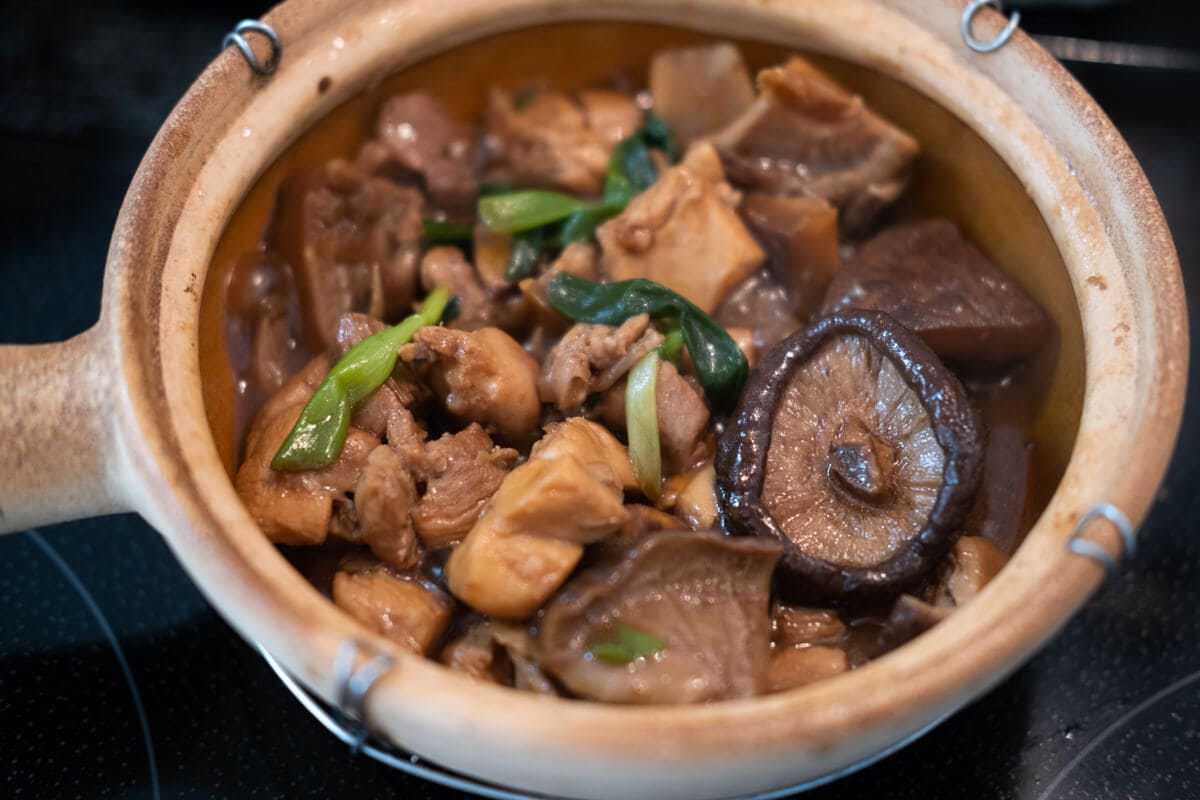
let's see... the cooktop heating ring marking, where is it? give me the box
[26,529,162,800]
[1035,666,1200,800]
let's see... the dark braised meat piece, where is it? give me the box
[821,219,1050,369]
[717,311,984,605]
[740,193,841,321]
[225,253,306,396]
[712,57,918,234]
[359,92,480,213]
[537,531,782,704]
[271,159,424,349]
[714,270,803,353]
[649,43,756,147]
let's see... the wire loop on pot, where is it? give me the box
[331,638,394,753]
[961,0,1020,54]
[222,19,282,76]
[1066,503,1136,579]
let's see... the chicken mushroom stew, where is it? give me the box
[219,41,1058,705]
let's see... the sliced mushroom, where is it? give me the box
[821,219,1051,369]
[536,531,782,704]
[649,43,756,147]
[717,311,983,604]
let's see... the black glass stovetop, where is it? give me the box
[2,1,1199,798]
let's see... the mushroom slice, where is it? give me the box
[537,531,781,704]
[716,311,983,604]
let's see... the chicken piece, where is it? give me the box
[444,420,632,620]
[247,355,331,448]
[332,565,453,655]
[656,361,711,474]
[439,621,557,694]
[529,416,637,492]
[596,143,764,313]
[674,463,718,529]
[766,646,849,692]
[649,43,756,147]
[594,361,712,475]
[445,453,630,619]
[360,92,479,213]
[538,314,662,410]
[485,89,638,195]
[334,312,429,436]
[236,401,378,546]
[271,159,424,349]
[772,606,846,648]
[578,90,643,147]
[419,246,495,331]
[353,445,421,570]
[519,241,600,331]
[409,326,540,444]
[712,57,919,234]
[934,536,1008,608]
[401,423,518,550]
[440,622,509,683]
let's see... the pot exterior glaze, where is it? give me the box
[0,1,1186,798]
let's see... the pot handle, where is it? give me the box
[0,325,130,534]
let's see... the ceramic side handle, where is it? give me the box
[0,326,130,534]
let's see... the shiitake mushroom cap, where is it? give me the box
[716,310,983,605]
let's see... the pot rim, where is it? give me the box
[98,0,1188,796]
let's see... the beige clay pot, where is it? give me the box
[0,1,1188,797]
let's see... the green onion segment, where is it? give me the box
[547,274,748,413]
[626,349,663,500]
[590,624,666,664]
[271,287,450,472]
[421,218,474,244]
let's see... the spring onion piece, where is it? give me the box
[659,327,685,364]
[478,112,677,247]
[590,624,665,664]
[641,110,678,163]
[271,287,450,472]
[478,190,591,234]
[546,274,748,413]
[504,227,545,282]
[422,218,473,244]
[626,349,662,499]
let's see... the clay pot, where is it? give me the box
[0,2,1186,797]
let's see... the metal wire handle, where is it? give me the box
[256,640,949,799]
[1066,503,1137,578]
[962,0,1021,53]
[222,19,282,76]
